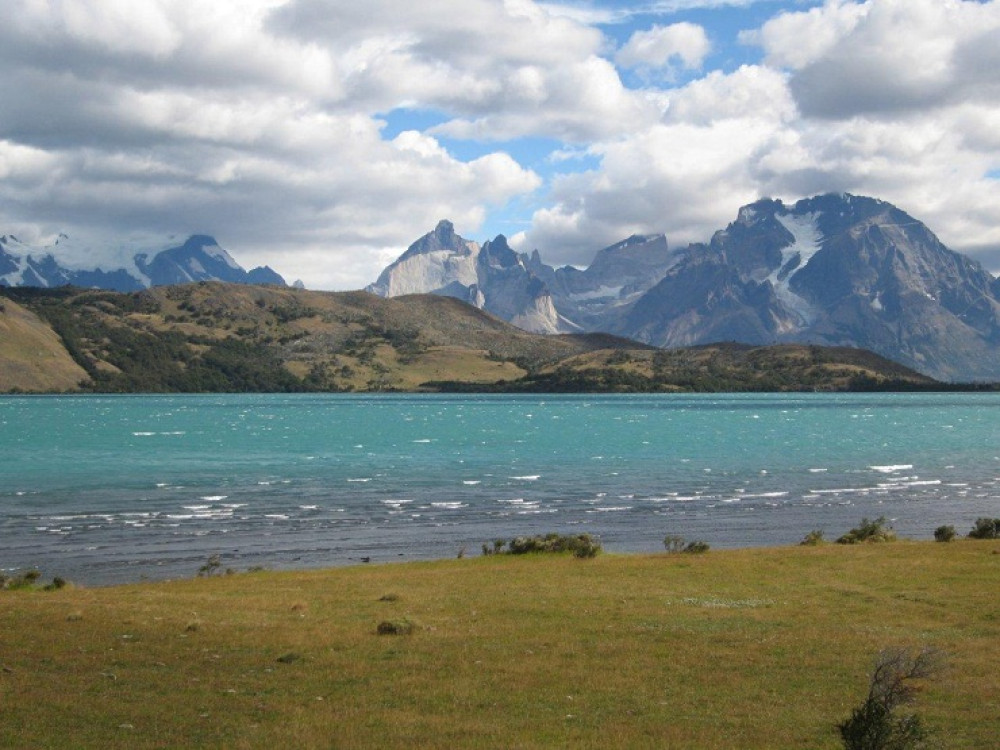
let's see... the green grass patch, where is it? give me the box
[1,542,998,748]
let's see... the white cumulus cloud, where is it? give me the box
[616,22,711,72]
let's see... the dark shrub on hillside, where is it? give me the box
[837,517,896,544]
[377,619,414,636]
[683,541,710,554]
[800,529,825,546]
[484,533,601,558]
[933,525,956,543]
[838,647,942,750]
[967,518,1000,539]
[663,535,687,553]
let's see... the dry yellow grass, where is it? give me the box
[0,298,88,391]
[2,541,999,748]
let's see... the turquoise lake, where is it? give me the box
[2,392,999,584]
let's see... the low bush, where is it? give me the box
[663,535,687,553]
[376,619,414,636]
[1,570,42,591]
[683,541,711,554]
[967,518,1000,539]
[800,530,825,546]
[838,647,942,749]
[197,554,222,577]
[933,525,956,543]
[837,517,896,544]
[483,533,601,558]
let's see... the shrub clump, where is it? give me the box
[0,570,41,590]
[837,517,897,545]
[197,554,223,577]
[682,540,710,554]
[483,533,601,558]
[663,536,710,554]
[800,529,825,546]
[1,570,66,591]
[933,525,956,543]
[838,647,942,750]
[663,535,686,553]
[376,619,415,636]
[967,518,1000,539]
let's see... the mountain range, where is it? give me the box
[368,194,1000,382]
[0,233,285,291]
[3,193,998,383]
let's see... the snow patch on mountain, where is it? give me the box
[567,284,625,302]
[769,212,822,328]
[1,232,283,290]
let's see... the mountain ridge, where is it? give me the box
[369,193,1000,382]
[0,233,285,291]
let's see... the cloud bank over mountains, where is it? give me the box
[1,0,998,289]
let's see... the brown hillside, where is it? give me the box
[0,283,947,393]
[0,297,88,391]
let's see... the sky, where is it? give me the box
[1,0,999,290]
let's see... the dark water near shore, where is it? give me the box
[2,392,999,585]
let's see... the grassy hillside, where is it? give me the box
[1,542,998,748]
[0,296,89,391]
[0,283,942,393]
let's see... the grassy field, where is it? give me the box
[1,542,999,748]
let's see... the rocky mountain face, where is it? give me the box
[372,195,1000,381]
[367,220,571,334]
[367,221,682,336]
[0,233,285,291]
[617,195,1000,381]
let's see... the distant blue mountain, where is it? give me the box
[0,233,285,291]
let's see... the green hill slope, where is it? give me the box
[0,283,944,393]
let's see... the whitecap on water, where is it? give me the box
[588,506,632,513]
[511,475,540,481]
[870,464,913,473]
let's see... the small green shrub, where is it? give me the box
[683,541,710,554]
[933,525,956,543]
[663,535,686,553]
[197,554,222,577]
[485,533,601,558]
[838,647,942,750]
[837,517,896,544]
[800,530,825,546]
[377,619,414,636]
[967,518,1000,539]
[1,569,42,591]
